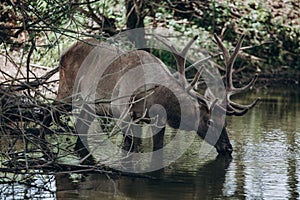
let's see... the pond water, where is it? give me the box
[1,86,300,199]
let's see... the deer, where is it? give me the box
[41,33,259,164]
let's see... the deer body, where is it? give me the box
[58,39,196,123]
[57,39,209,151]
[50,34,258,163]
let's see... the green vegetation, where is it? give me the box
[0,0,299,83]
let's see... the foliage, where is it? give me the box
[215,0,299,70]
[1,0,299,72]
[142,0,300,75]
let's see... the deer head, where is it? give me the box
[156,33,259,154]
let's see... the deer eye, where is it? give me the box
[207,119,214,126]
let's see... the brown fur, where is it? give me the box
[54,39,233,159]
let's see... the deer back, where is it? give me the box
[56,39,195,121]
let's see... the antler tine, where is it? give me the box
[155,34,198,76]
[210,99,218,112]
[226,104,249,116]
[185,65,204,91]
[154,34,184,75]
[225,97,260,116]
[213,34,230,64]
[225,94,260,116]
[232,74,258,95]
[229,97,260,110]
[228,34,245,71]
[182,35,199,59]
[214,34,245,90]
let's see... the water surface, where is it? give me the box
[1,86,299,199]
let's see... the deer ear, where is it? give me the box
[203,89,219,112]
[196,96,210,113]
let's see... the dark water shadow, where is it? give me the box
[55,155,232,199]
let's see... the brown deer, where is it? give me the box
[42,33,259,163]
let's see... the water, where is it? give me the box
[0,86,299,199]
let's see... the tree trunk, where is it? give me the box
[125,0,146,48]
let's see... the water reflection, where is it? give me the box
[0,173,56,199]
[55,156,232,199]
[225,87,300,199]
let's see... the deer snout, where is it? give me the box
[215,142,233,155]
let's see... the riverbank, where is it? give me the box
[254,67,299,87]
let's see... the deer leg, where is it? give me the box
[123,134,133,152]
[40,103,72,160]
[152,126,165,151]
[149,125,166,174]
[120,122,142,171]
[40,108,61,160]
[74,104,96,165]
[123,122,142,152]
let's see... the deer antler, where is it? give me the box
[213,34,260,116]
[155,34,201,89]
[155,34,213,109]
